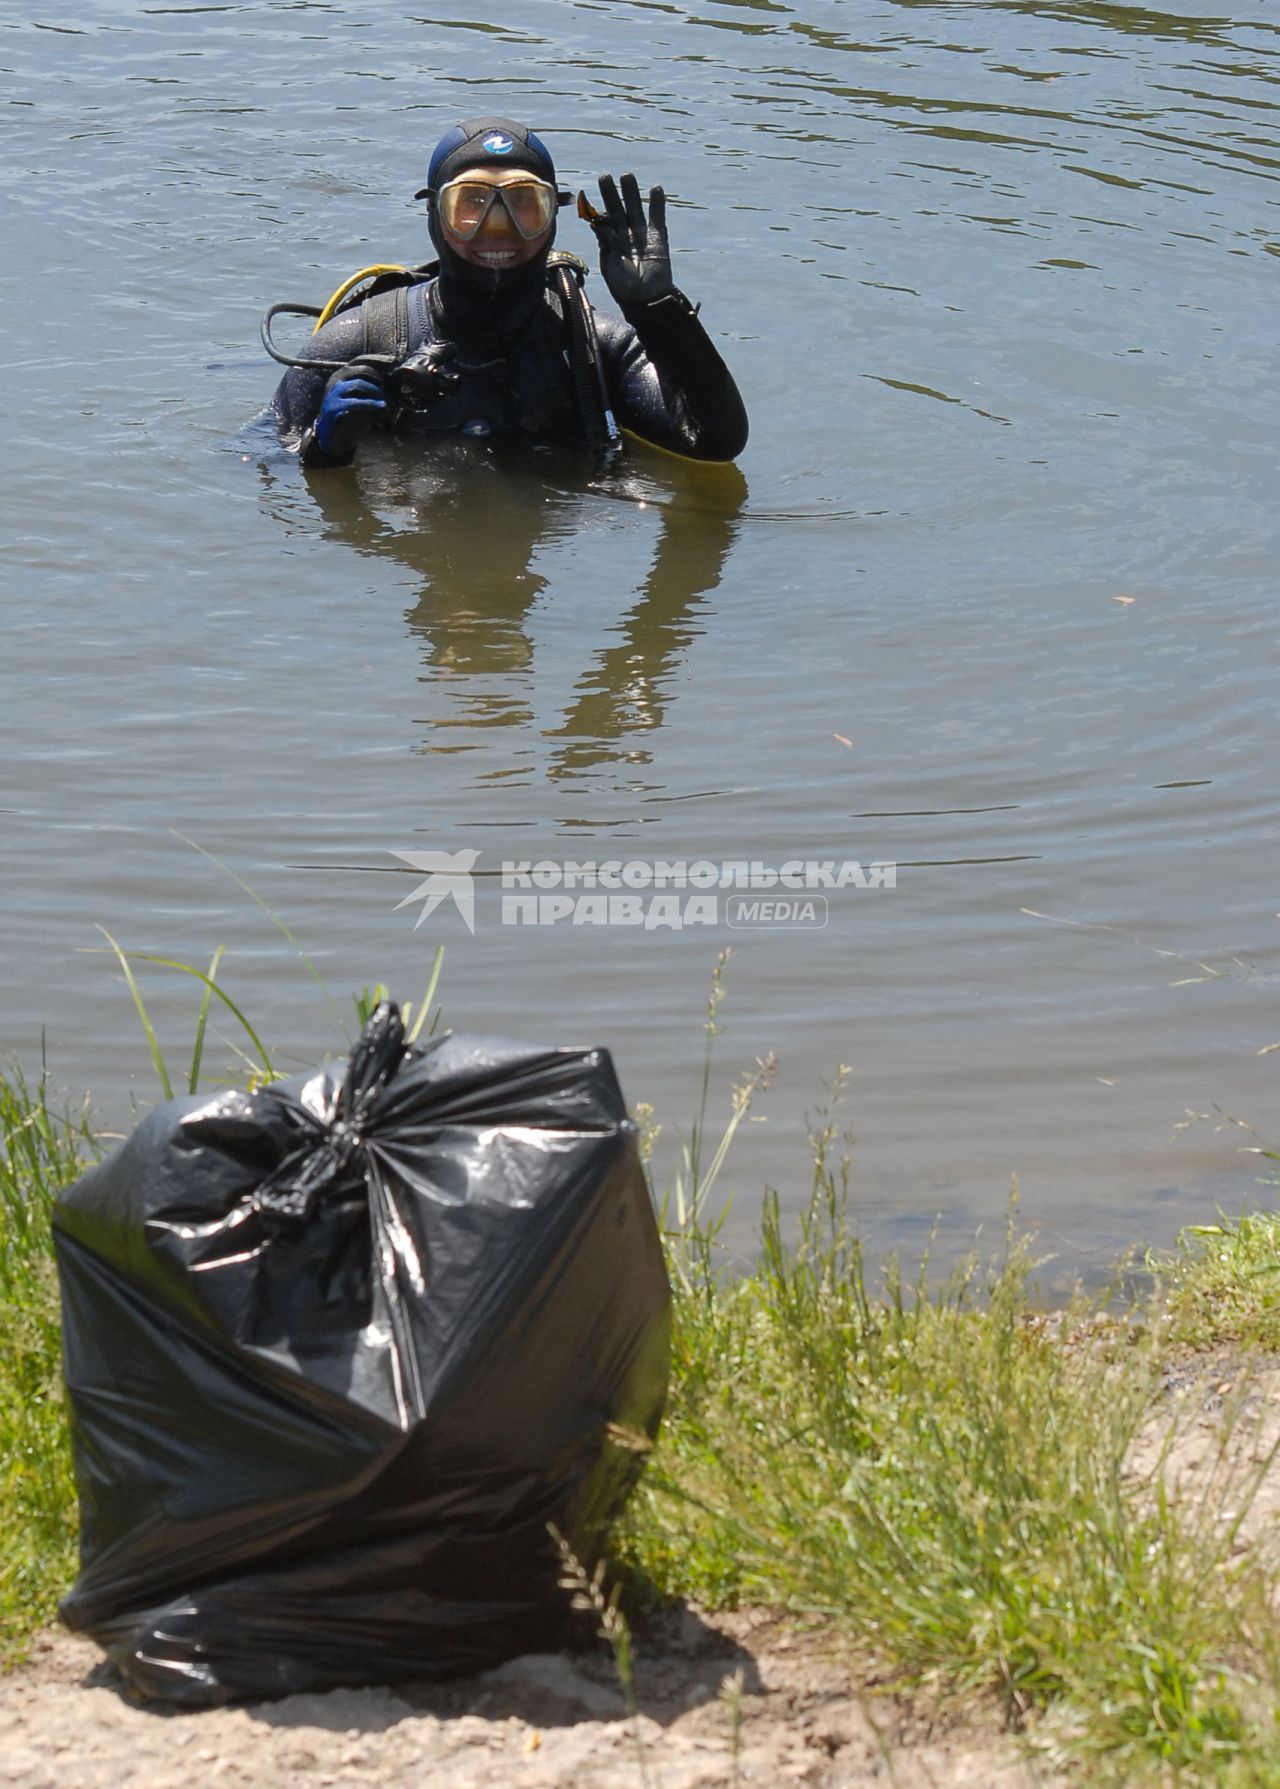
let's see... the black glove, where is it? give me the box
[303,360,390,464]
[581,172,675,309]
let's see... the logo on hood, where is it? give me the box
[483,132,514,155]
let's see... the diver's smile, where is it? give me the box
[443,219,551,270]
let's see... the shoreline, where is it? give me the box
[4,1057,1280,1784]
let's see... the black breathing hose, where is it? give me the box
[547,256,622,465]
[260,303,350,373]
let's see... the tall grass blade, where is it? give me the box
[95,927,172,1101]
[406,945,445,1045]
[131,953,276,1085]
[188,943,226,1093]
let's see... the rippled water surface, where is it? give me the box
[3,0,1278,1277]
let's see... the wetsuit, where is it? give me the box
[271,267,749,467]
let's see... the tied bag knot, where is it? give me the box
[254,1001,408,1230]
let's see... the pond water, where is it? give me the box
[3,0,1278,1283]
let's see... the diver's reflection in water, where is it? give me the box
[301,442,558,699]
[296,438,746,780]
[544,470,744,782]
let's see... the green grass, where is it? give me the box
[1150,1204,1280,1352]
[4,948,1280,1781]
[614,1079,1280,1784]
[0,1064,95,1663]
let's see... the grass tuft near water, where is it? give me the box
[1151,1206,1280,1353]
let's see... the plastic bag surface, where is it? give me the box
[53,1005,670,1705]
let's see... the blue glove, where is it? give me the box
[582,172,675,309]
[305,362,390,464]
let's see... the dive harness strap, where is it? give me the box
[359,284,411,363]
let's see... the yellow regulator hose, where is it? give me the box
[313,264,409,331]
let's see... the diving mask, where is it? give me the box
[431,174,560,243]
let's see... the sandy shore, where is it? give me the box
[0,1610,1064,1789]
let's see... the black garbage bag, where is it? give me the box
[53,1004,670,1706]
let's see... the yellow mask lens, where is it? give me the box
[437,177,556,242]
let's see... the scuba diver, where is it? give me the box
[265,116,749,468]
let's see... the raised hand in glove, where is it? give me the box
[580,172,675,309]
[306,360,390,463]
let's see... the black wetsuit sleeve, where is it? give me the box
[270,310,368,441]
[596,291,749,462]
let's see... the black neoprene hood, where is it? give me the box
[415,116,557,198]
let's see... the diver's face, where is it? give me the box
[438,168,553,272]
